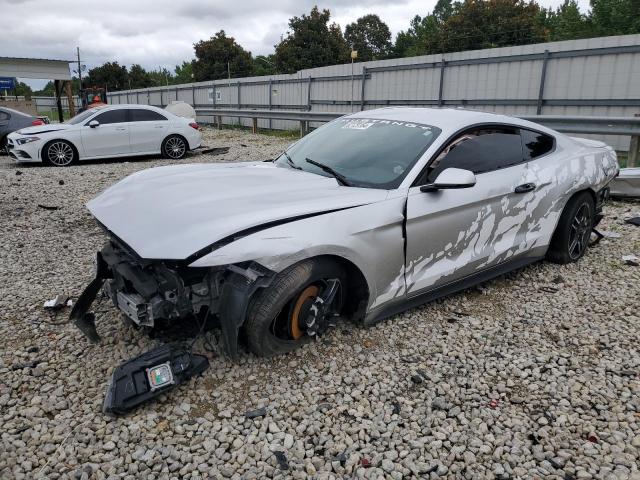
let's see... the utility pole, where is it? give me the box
[76,46,83,87]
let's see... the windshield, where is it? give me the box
[66,108,104,125]
[275,117,441,189]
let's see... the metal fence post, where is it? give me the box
[268,79,272,130]
[147,89,150,105]
[307,77,312,111]
[192,86,195,106]
[537,50,550,115]
[237,83,241,127]
[360,67,367,111]
[438,58,446,107]
[629,113,640,167]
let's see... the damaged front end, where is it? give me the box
[70,239,275,414]
[70,239,274,359]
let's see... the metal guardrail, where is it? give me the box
[195,108,640,165]
[197,108,340,123]
[196,107,640,135]
[519,115,640,136]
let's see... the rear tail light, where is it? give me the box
[189,122,199,130]
[32,119,44,126]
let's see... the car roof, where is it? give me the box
[98,104,171,116]
[0,106,32,118]
[347,107,556,136]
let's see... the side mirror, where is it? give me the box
[89,120,100,128]
[420,167,476,192]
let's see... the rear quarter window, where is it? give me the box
[521,129,555,160]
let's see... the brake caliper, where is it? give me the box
[304,279,341,337]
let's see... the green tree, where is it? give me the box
[590,0,640,35]
[128,64,153,89]
[393,14,442,57]
[85,62,129,91]
[344,14,393,61]
[7,79,33,98]
[148,67,174,86]
[275,6,350,73]
[173,61,194,84]
[433,0,454,23]
[542,0,591,40]
[33,81,55,97]
[253,55,277,76]
[438,0,547,52]
[193,30,254,81]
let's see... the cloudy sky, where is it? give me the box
[3,0,590,88]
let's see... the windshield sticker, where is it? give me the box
[342,119,375,130]
[338,117,434,132]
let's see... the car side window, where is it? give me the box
[130,109,167,122]
[91,109,127,125]
[521,128,554,160]
[0,111,9,121]
[426,127,523,182]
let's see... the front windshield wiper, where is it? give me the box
[283,151,301,170]
[305,157,351,186]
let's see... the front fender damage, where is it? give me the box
[218,264,273,359]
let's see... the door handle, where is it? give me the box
[116,127,126,131]
[154,125,164,128]
[514,183,536,193]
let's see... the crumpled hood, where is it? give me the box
[17,124,72,135]
[87,162,389,260]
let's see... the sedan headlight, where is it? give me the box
[15,137,40,145]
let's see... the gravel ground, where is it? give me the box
[1,127,639,480]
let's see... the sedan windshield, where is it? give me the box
[66,108,104,125]
[275,117,441,189]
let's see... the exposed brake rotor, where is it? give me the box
[301,279,341,338]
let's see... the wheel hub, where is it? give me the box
[290,285,319,340]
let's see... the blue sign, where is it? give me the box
[0,77,16,90]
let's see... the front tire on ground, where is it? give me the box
[43,140,77,167]
[162,135,188,159]
[243,258,347,357]
[546,191,595,264]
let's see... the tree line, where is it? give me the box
[17,0,640,95]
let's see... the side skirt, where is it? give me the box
[365,255,544,325]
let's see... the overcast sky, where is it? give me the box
[3,0,590,89]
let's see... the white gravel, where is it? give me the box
[1,128,640,480]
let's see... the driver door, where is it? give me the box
[81,109,131,158]
[405,126,530,296]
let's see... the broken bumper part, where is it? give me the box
[69,252,109,343]
[103,342,209,415]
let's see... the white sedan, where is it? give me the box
[6,104,202,166]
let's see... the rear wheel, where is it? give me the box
[546,192,595,264]
[43,140,77,167]
[162,135,187,159]
[243,258,346,357]
[0,135,7,155]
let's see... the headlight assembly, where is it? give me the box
[16,137,40,145]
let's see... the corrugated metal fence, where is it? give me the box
[107,34,640,150]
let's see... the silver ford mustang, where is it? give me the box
[71,108,618,358]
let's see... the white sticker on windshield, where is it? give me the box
[342,119,374,130]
